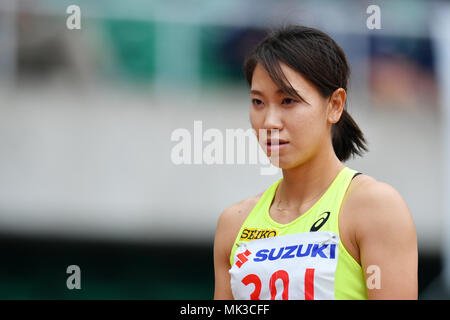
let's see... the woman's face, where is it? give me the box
[249,62,335,169]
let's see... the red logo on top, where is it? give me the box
[236,250,252,268]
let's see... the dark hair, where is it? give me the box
[243,25,368,162]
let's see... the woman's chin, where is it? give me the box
[267,155,305,170]
[267,158,293,170]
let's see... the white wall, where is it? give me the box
[0,84,442,253]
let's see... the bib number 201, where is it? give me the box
[241,268,315,300]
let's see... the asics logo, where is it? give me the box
[310,211,331,232]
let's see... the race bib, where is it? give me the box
[229,231,339,300]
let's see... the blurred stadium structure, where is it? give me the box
[0,0,448,299]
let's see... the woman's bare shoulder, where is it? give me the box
[215,191,265,258]
[345,173,378,199]
[218,191,264,228]
[345,173,407,209]
[343,172,414,234]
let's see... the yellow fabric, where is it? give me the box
[229,166,368,300]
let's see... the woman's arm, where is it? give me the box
[213,195,262,299]
[213,207,236,300]
[352,180,418,299]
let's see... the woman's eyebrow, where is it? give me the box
[251,88,303,96]
[250,89,309,104]
[250,89,265,95]
[250,89,284,95]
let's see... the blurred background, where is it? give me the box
[0,0,449,299]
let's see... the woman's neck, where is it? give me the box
[277,147,345,211]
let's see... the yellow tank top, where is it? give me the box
[228,166,368,300]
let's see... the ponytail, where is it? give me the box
[331,109,368,162]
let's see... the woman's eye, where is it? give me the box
[282,98,297,105]
[252,99,263,106]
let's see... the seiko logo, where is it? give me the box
[240,228,278,241]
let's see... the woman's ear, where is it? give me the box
[327,88,346,124]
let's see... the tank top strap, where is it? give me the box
[246,177,283,224]
[322,167,359,234]
[229,177,282,266]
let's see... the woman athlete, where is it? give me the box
[214,25,417,300]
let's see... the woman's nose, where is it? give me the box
[262,105,283,131]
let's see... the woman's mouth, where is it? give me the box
[266,140,289,151]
